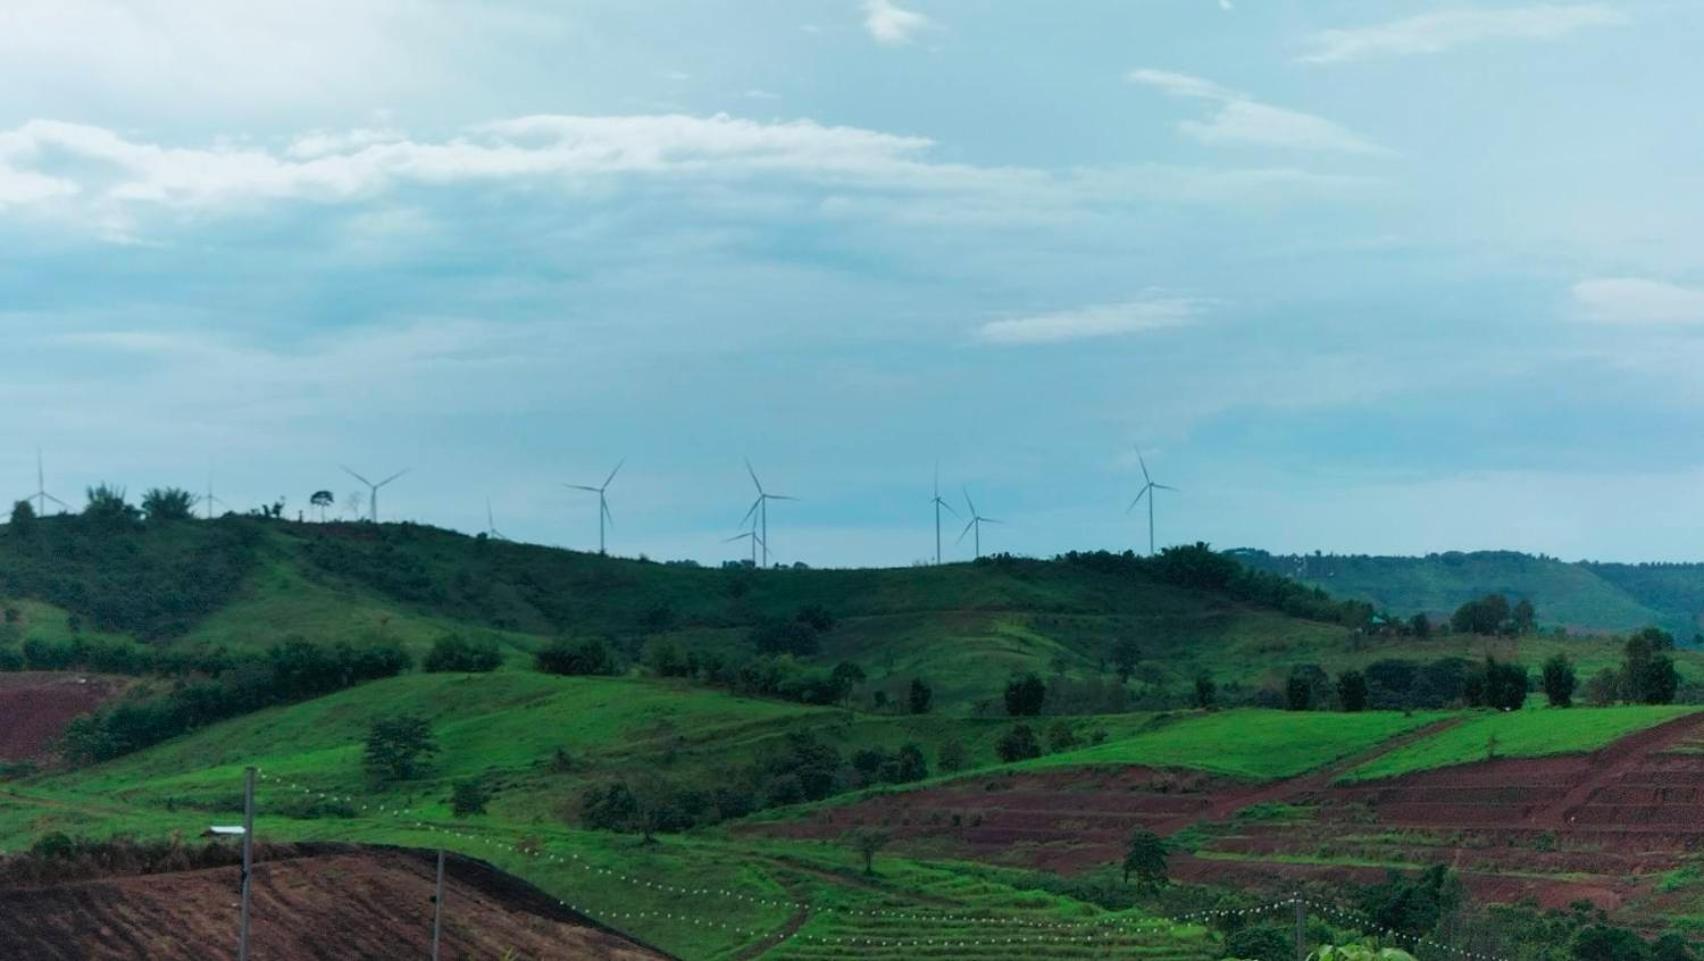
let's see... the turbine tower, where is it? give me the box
[26,448,68,515]
[564,460,622,555]
[740,460,796,568]
[930,466,958,565]
[341,465,409,524]
[957,487,1000,560]
[1126,449,1178,556]
[485,498,507,541]
[200,470,228,520]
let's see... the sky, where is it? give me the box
[4,0,1704,567]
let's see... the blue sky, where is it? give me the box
[4,1,1704,566]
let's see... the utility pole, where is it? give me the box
[430,849,445,961]
[1294,892,1306,961]
[239,766,255,961]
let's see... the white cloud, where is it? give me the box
[1301,4,1626,64]
[1572,277,1704,326]
[863,0,930,45]
[1127,68,1389,155]
[0,164,78,207]
[977,297,1204,345]
[285,127,406,160]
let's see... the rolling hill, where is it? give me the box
[1232,549,1704,639]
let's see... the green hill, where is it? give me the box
[1232,549,1704,639]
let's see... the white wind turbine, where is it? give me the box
[564,460,622,555]
[740,459,796,568]
[957,487,1000,560]
[341,466,410,523]
[199,469,228,520]
[485,498,508,541]
[1126,449,1178,556]
[25,448,68,515]
[930,466,958,565]
[723,529,765,567]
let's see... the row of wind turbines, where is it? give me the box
[21,449,1181,566]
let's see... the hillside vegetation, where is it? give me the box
[1234,549,1704,639]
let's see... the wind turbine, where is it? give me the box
[564,460,622,555]
[930,466,958,565]
[957,487,1000,560]
[740,460,796,568]
[26,448,68,515]
[341,465,409,523]
[1126,449,1178,556]
[485,498,508,541]
[199,470,228,520]
[723,529,765,567]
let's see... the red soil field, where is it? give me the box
[748,713,1704,918]
[0,844,674,961]
[0,672,130,762]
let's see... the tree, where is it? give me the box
[1571,924,1653,961]
[140,487,196,522]
[1122,829,1168,891]
[846,828,891,876]
[830,661,866,706]
[1193,673,1217,710]
[1623,632,1679,705]
[1480,657,1529,711]
[1224,926,1292,961]
[1111,637,1141,684]
[937,738,967,773]
[1285,675,1313,711]
[1511,598,1537,634]
[362,715,439,782]
[536,637,616,676]
[82,484,139,527]
[1003,673,1046,716]
[309,490,335,521]
[451,778,492,817]
[1541,654,1577,708]
[908,677,933,714]
[996,724,1041,763]
[8,499,35,534]
[750,618,820,656]
[1451,594,1511,636]
[1408,613,1431,639]
[1583,667,1621,706]
[1309,949,1417,961]
[1337,670,1369,713]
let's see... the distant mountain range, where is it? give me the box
[1230,549,1704,641]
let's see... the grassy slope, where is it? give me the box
[1341,705,1703,782]
[1018,709,1449,781]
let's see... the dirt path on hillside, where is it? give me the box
[1532,711,1704,828]
[1151,717,1464,836]
[734,877,809,961]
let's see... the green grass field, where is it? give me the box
[1016,709,1449,781]
[1340,705,1703,782]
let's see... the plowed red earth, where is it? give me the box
[748,713,1704,918]
[0,673,129,761]
[0,845,673,961]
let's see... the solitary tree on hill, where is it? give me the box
[1122,829,1169,891]
[1541,654,1577,708]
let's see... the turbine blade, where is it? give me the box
[1127,487,1148,512]
[341,465,373,487]
[723,532,750,543]
[962,487,977,518]
[957,517,976,542]
[44,493,69,508]
[602,500,615,528]
[563,484,600,493]
[1137,449,1151,484]
[745,458,763,494]
[1153,484,1179,492]
[936,497,960,517]
[603,459,625,489]
[982,517,1003,525]
[740,497,761,527]
[767,494,798,502]
[376,468,411,488]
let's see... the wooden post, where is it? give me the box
[430,849,445,961]
[239,767,255,961]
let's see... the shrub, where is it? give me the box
[450,778,492,817]
[535,637,616,676]
[938,738,968,773]
[423,633,502,673]
[908,677,933,714]
[1337,670,1368,712]
[1003,673,1046,716]
[996,724,1041,763]
[1542,654,1577,707]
